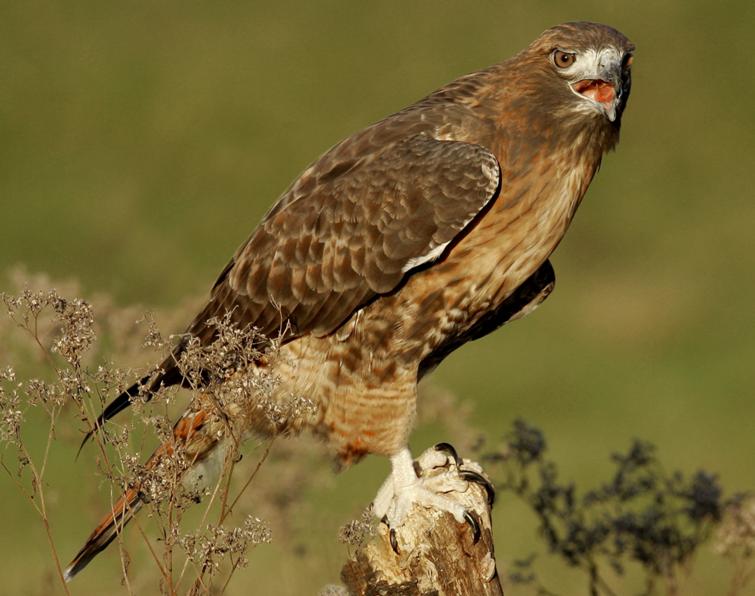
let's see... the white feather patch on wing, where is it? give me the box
[402,242,452,273]
[401,155,500,274]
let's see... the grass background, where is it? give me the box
[1,1,753,594]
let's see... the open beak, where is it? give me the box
[571,78,619,121]
[570,51,630,123]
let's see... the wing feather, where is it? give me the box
[192,133,501,342]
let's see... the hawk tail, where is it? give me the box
[63,488,143,582]
[66,407,222,581]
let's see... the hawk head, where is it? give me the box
[515,22,635,129]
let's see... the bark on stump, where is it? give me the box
[341,453,503,595]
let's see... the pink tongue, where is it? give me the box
[580,80,615,105]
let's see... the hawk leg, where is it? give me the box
[372,444,492,550]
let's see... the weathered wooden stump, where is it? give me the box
[341,448,503,595]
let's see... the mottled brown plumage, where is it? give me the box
[67,21,634,580]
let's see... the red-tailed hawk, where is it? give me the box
[65,21,634,579]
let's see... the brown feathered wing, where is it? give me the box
[92,133,502,429]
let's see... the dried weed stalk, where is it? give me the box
[716,495,755,595]
[0,272,325,595]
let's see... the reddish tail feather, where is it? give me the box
[65,408,218,581]
[64,489,143,582]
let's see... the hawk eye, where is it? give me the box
[553,50,576,68]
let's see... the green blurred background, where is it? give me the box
[1,1,753,594]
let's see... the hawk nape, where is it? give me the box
[65,21,634,580]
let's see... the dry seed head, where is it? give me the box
[51,297,95,366]
[715,495,755,557]
[0,367,23,446]
[338,506,377,547]
[180,515,272,569]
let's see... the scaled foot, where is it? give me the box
[372,443,495,551]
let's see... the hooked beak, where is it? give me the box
[571,79,617,119]
[570,52,631,122]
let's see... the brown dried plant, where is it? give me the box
[0,270,326,595]
[715,495,755,596]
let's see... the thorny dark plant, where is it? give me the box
[476,419,754,596]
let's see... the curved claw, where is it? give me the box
[460,469,496,507]
[434,442,463,468]
[389,527,400,554]
[379,515,400,554]
[463,510,481,544]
